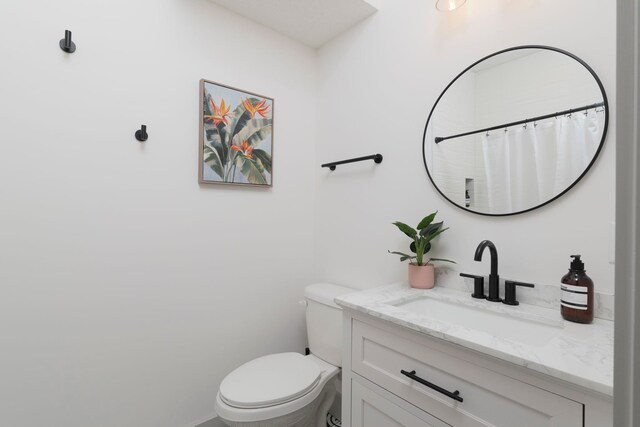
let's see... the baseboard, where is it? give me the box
[195,416,227,427]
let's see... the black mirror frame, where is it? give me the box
[421,45,609,217]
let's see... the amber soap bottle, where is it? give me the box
[560,255,594,324]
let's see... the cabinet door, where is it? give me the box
[351,377,451,427]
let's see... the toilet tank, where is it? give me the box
[304,283,355,367]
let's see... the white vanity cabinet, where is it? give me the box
[351,377,451,427]
[341,311,613,427]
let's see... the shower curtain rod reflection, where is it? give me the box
[434,101,606,144]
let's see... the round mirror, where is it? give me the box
[422,46,608,216]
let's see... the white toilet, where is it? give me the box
[215,283,354,427]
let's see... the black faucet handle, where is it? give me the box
[503,281,535,306]
[460,273,486,299]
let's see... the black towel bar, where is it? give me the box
[321,154,383,171]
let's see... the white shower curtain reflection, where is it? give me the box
[481,126,540,213]
[553,112,603,193]
[482,110,604,213]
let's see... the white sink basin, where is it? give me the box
[392,295,563,346]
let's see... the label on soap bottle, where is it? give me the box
[561,284,588,310]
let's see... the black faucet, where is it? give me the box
[474,240,501,302]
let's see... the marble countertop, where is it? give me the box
[335,282,613,396]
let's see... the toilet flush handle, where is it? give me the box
[298,300,308,307]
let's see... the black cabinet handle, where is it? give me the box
[400,370,463,403]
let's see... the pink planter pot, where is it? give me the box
[408,263,435,289]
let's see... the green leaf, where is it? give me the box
[420,221,443,237]
[393,222,417,238]
[238,157,268,185]
[422,242,431,255]
[229,118,273,179]
[423,227,449,244]
[203,92,215,118]
[417,211,438,230]
[205,129,220,143]
[250,153,267,175]
[428,258,456,264]
[414,240,431,264]
[210,103,247,151]
[203,144,224,179]
[233,119,272,146]
[231,97,269,141]
[388,250,415,262]
[389,250,413,257]
[252,149,272,174]
[227,105,250,142]
[205,127,230,166]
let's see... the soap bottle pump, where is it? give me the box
[560,255,594,324]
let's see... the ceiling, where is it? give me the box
[208,0,379,48]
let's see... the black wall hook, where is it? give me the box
[59,30,76,53]
[135,125,148,142]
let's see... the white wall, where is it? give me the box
[315,0,616,293]
[0,1,317,426]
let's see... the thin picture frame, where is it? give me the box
[198,79,274,187]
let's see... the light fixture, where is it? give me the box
[435,0,467,11]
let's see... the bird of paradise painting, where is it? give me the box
[199,79,273,186]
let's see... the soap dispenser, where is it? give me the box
[560,255,594,324]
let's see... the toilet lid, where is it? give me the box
[219,353,322,409]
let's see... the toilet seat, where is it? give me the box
[219,352,322,409]
[215,353,339,423]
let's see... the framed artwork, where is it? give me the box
[199,79,274,186]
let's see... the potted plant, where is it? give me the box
[389,211,455,289]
